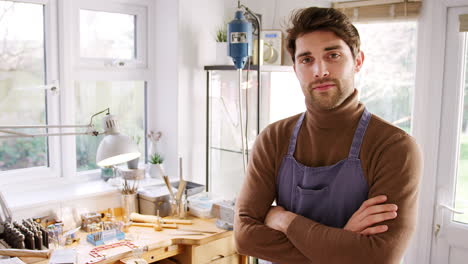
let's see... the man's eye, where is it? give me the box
[329,53,341,59]
[300,57,311,64]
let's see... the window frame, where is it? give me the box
[0,0,155,186]
[0,0,61,183]
[73,0,148,69]
[65,0,152,178]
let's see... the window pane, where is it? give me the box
[80,10,135,60]
[268,72,305,124]
[454,37,468,224]
[355,21,417,134]
[75,81,145,171]
[0,1,47,171]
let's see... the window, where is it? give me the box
[268,72,304,124]
[0,0,153,182]
[80,10,136,60]
[331,0,421,134]
[75,0,147,68]
[355,21,417,133]
[72,0,149,172]
[75,81,145,171]
[0,1,48,171]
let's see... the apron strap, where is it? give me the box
[348,108,372,159]
[287,112,306,156]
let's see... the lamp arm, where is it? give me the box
[0,108,111,138]
[0,131,96,139]
[88,108,110,127]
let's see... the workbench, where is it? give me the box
[10,217,246,264]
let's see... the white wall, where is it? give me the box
[151,0,180,179]
[177,0,226,185]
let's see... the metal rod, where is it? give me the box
[0,130,31,136]
[206,70,211,192]
[238,69,247,173]
[240,3,262,162]
[0,125,91,129]
[0,132,95,139]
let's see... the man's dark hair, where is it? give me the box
[286,7,360,62]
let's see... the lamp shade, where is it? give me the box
[96,133,141,167]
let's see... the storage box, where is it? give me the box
[170,181,205,197]
[187,192,222,219]
[138,184,177,217]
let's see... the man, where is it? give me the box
[234,7,422,264]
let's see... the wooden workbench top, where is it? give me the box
[19,217,231,264]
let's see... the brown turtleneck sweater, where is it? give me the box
[234,89,422,264]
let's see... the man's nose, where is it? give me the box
[312,60,330,78]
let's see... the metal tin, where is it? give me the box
[137,184,175,217]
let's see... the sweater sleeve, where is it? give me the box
[285,133,422,264]
[234,126,311,264]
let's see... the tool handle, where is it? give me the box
[162,176,176,201]
[0,249,51,258]
[176,180,187,202]
[130,213,192,225]
[178,156,183,181]
[131,222,177,229]
[162,218,192,225]
[130,212,157,223]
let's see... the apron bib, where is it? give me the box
[276,109,371,228]
[262,109,371,264]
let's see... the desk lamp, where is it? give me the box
[95,113,140,167]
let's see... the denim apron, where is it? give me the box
[264,109,371,264]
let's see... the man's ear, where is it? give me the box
[354,51,365,73]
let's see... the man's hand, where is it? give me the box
[344,195,398,235]
[264,206,297,233]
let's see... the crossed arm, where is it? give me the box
[233,132,422,264]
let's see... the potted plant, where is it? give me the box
[148,152,165,178]
[215,24,232,65]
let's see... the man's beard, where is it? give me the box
[305,78,346,110]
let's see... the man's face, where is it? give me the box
[293,30,364,110]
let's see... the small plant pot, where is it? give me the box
[148,163,164,178]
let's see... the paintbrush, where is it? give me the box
[156,163,176,201]
[163,175,176,201]
[176,156,187,201]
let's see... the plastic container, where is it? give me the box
[187,192,222,219]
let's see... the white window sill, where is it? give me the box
[3,177,164,212]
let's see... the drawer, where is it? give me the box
[209,253,240,264]
[192,236,237,264]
